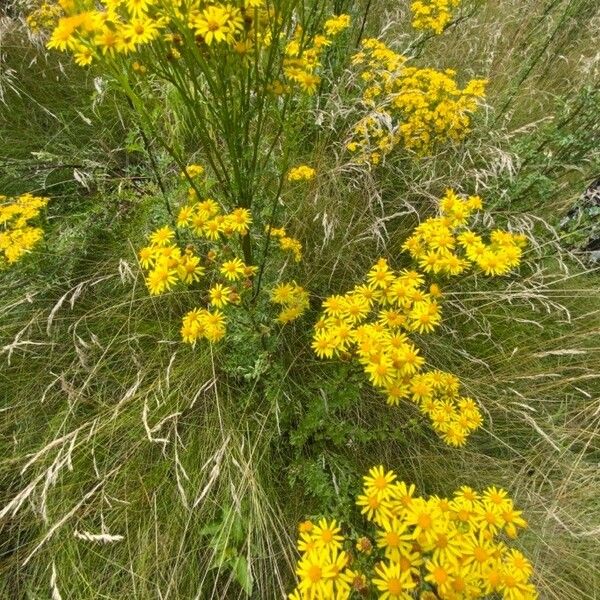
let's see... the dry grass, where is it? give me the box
[1,1,599,598]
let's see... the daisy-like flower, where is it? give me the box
[376,517,412,561]
[177,205,194,227]
[271,282,296,304]
[149,226,175,247]
[311,518,343,552]
[203,310,226,342]
[226,207,251,234]
[123,17,160,46]
[372,561,416,600]
[363,466,397,499]
[220,258,246,281]
[209,283,232,308]
[295,549,335,598]
[192,5,242,45]
[178,254,204,284]
[138,246,156,269]
[146,265,177,295]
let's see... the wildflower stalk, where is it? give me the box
[355,0,373,48]
[252,164,289,302]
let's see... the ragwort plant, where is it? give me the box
[3,0,578,598]
[312,190,526,447]
[0,192,49,266]
[43,0,353,264]
[39,0,491,351]
[289,466,537,600]
[137,163,309,343]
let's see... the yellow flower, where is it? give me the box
[312,518,343,552]
[138,245,156,269]
[295,549,336,598]
[209,283,232,308]
[181,164,204,179]
[271,283,298,305]
[181,308,208,344]
[323,14,351,36]
[363,465,397,499]
[504,549,533,581]
[424,559,453,595]
[461,530,496,573]
[287,165,316,182]
[178,254,204,284]
[220,258,246,281]
[74,44,93,66]
[365,355,395,388]
[367,258,395,289]
[298,520,313,534]
[95,27,120,55]
[372,561,416,599]
[204,310,226,342]
[47,15,80,51]
[311,330,337,359]
[203,218,223,240]
[226,207,252,235]
[408,300,441,334]
[404,498,443,546]
[149,226,175,247]
[126,0,155,17]
[146,264,177,295]
[123,17,160,47]
[191,5,242,45]
[177,205,194,228]
[376,517,412,561]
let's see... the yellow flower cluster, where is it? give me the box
[180,163,205,179]
[402,190,527,277]
[311,192,525,445]
[138,214,254,344]
[361,467,536,600]
[271,282,309,324]
[266,225,303,262]
[140,218,255,344]
[137,164,307,343]
[288,518,359,600]
[43,0,349,95]
[348,39,487,162]
[411,0,461,34]
[139,225,202,295]
[176,199,252,240]
[290,467,537,600]
[287,165,316,182]
[26,0,62,33]
[283,15,351,94]
[311,257,480,446]
[46,0,254,63]
[181,306,228,344]
[323,14,351,36]
[0,193,48,266]
[189,4,245,46]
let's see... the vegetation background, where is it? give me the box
[0,0,599,598]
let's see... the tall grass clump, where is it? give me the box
[1,0,599,599]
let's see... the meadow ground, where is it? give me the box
[0,1,599,599]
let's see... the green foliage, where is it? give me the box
[1,3,600,600]
[199,504,254,597]
[500,86,600,211]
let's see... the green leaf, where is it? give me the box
[231,555,253,596]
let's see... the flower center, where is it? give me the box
[387,578,402,594]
